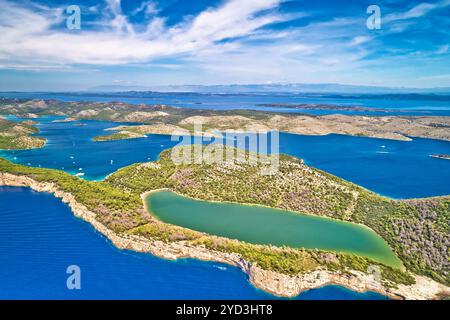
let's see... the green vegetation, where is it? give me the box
[107,146,449,285]
[93,132,145,142]
[0,98,279,125]
[0,98,448,289]
[2,98,450,142]
[352,194,450,284]
[0,117,46,150]
[0,158,144,232]
[0,144,447,287]
[193,237,413,287]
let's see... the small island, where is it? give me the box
[0,99,449,299]
[2,98,450,142]
[0,116,46,150]
[93,131,146,142]
[256,103,385,112]
[0,145,448,299]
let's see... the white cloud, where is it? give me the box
[105,0,135,34]
[0,0,286,69]
[0,0,376,85]
[385,0,450,23]
[436,44,449,55]
[350,36,371,46]
[132,0,159,17]
[2,0,449,88]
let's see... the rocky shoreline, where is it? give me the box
[0,172,449,300]
[3,98,450,142]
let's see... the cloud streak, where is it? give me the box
[385,0,450,23]
[0,0,449,88]
[0,0,286,68]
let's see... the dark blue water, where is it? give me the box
[1,116,449,198]
[0,186,389,300]
[278,134,450,199]
[0,116,179,181]
[0,95,446,300]
[1,92,450,116]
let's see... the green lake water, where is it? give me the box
[146,190,403,269]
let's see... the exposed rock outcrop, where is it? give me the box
[0,172,448,300]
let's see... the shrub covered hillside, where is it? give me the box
[107,146,450,285]
[0,117,45,150]
[0,155,414,288]
[1,98,450,142]
[0,158,144,232]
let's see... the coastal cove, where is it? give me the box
[1,116,449,198]
[0,145,448,299]
[0,113,448,300]
[2,0,450,303]
[0,186,390,300]
[145,190,403,268]
[2,92,450,116]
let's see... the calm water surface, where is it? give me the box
[147,191,402,267]
[0,187,389,300]
[1,116,449,198]
[1,91,450,116]
[0,96,448,298]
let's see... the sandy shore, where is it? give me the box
[1,172,449,300]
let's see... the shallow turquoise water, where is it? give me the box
[147,190,402,268]
[1,116,449,198]
[0,186,389,300]
[0,109,447,299]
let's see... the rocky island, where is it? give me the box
[1,98,450,142]
[256,103,385,112]
[0,116,46,150]
[0,146,448,299]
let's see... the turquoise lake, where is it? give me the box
[0,186,389,300]
[0,94,449,299]
[146,190,403,268]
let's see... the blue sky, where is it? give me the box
[0,0,449,91]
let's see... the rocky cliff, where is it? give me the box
[0,172,448,300]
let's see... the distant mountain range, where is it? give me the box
[89,83,450,95]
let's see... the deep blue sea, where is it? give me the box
[1,91,450,116]
[0,93,449,299]
[0,186,389,300]
[1,116,449,198]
